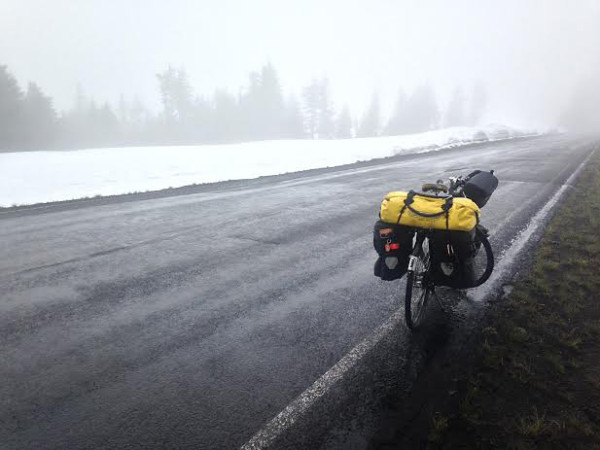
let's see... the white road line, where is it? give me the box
[241,147,596,450]
[470,149,595,302]
[240,309,406,450]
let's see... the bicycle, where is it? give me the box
[404,175,495,330]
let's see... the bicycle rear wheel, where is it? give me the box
[405,237,432,330]
[469,227,495,287]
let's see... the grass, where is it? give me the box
[428,413,450,444]
[517,407,564,438]
[425,150,600,449]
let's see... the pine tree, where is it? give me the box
[82,100,102,146]
[335,105,353,138]
[469,81,487,126]
[357,93,381,137]
[117,94,151,145]
[302,77,334,139]
[384,89,409,136]
[96,102,120,146]
[302,79,320,139]
[60,89,121,148]
[239,70,261,140]
[258,62,284,138]
[238,63,285,140]
[282,94,306,139]
[190,94,212,142]
[59,86,91,148]
[318,78,335,139]
[22,82,58,149]
[445,87,467,127]
[157,67,194,126]
[403,84,440,133]
[0,65,24,150]
[211,89,239,141]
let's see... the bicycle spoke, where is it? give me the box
[405,236,432,329]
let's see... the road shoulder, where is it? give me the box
[371,150,600,449]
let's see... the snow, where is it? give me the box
[0,125,536,207]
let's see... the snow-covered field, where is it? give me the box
[0,125,536,207]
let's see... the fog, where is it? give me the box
[1,0,599,139]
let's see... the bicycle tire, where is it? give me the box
[470,227,494,287]
[405,237,432,330]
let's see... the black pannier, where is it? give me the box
[373,220,414,281]
[428,229,479,288]
[463,170,499,208]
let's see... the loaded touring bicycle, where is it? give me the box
[373,170,499,329]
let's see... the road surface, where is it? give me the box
[1,134,596,449]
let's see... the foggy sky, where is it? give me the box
[1,0,599,128]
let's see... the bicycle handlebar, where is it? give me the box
[447,169,495,196]
[422,183,448,194]
[421,169,495,197]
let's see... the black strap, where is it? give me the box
[396,205,407,224]
[403,191,454,218]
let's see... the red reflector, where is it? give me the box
[389,243,400,250]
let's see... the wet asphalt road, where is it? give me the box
[1,134,597,449]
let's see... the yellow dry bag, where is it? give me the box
[380,191,480,232]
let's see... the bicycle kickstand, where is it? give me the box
[432,288,447,313]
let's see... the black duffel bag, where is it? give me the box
[373,220,414,281]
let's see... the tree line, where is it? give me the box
[0,63,487,152]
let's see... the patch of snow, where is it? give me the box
[0,125,538,207]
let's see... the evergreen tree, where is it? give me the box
[302,79,320,138]
[353,117,360,137]
[403,83,440,133]
[302,77,334,139]
[335,105,353,138]
[22,82,58,149]
[468,81,487,125]
[60,89,121,148]
[157,67,194,127]
[384,89,409,135]
[0,65,24,149]
[117,94,152,144]
[282,94,306,139]
[118,94,129,125]
[316,78,335,139]
[190,94,212,142]
[357,93,381,137]
[211,89,239,141]
[95,102,120,145]
[239,70,261,140]
[59,86,92,147]
[258,62,284,138]
[445,87,467,127]
[239,63,285,140]
[129,96,150,126]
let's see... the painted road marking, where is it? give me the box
[469,150,594,302]
[240,309,406,450]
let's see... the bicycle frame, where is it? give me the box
[402,170,496,329]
